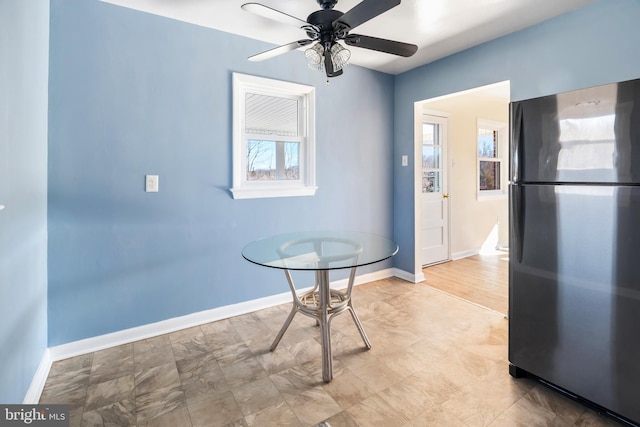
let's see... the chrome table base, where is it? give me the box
[270,267,371,382]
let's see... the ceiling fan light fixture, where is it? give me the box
[304,42,351,73]
[330,42,350,71]
[304,43,325,71]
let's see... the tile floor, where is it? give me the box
[40,277,623,426]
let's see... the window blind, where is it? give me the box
[245,93,298,137]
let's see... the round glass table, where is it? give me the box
[242,231,399,382]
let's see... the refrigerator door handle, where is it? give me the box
[510,102,524,184]
[511,185,524,263]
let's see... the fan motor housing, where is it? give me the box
[307,9,345,42]
[307,9,343,28]
[316,0,338,9]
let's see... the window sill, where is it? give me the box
[231,186,318,200]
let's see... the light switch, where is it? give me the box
[145,175,159,192]
[402,155,408,167]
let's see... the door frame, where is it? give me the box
[413,105,452,279]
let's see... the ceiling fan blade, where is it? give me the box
[344,34,417,57]
[248,39,314,62]
[334,0,401,31]
[241,3,307,28]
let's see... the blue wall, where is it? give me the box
[47,0,395,345]
[393,0,640,274]
[0,0,50,403]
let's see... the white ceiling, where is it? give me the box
[101,0,594,75]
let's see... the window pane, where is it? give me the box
[422,171,441,193]
[478,128,498,158]
[422,145,441,169]
[423,121,441,193]
[245,93,298,136]
[247,140,276,180]
[247,140,299,181]
[423,123,436,145]
[282,142,299,180]
[479,161,500,190]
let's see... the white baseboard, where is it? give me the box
[452,248,479,260]
[48,291,292,362]
[23,348,52,404]
[393,268,425,283]
[28,268,400,403]
[47,268,396,363]
[28,268,394,404]
[453,244,509,261]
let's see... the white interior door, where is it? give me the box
[421,114,449,266]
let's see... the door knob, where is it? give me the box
[443,194,450,199]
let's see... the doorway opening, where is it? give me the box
[414,81,511,313]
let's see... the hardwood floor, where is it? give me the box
[422,251,509,315]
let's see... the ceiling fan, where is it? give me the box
[241,0,418,78]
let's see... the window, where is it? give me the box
[231,73,316,199]
[422,122,442,193]
[477,119,506,198]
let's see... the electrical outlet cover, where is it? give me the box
[145,175,159,192]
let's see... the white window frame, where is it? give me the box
[231,73,317,199]
[477,118,507,200]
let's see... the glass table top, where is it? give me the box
[242,230,399,271]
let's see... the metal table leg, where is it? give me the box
[269,267,370,383]
[317,269,333,382]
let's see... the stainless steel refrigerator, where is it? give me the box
[509,78,640,426]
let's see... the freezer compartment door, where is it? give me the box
[510,78,640,184]
[509,184,640,424]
